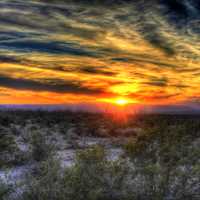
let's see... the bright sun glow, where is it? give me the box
[99,97,134,106]
[115,98,128,106]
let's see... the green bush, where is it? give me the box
[0,112,199,200]
[21,146,133,200]
[0,132,16,154]
[30,131,55,162]
[0,128,21,167]
[21,158,63,200]
[63,145,133,200]
[124,125,200,199]
[0,179,11,200]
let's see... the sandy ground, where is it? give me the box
[0,136,124,185]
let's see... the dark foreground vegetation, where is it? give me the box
[0,110,199,200]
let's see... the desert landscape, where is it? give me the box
[0,0,200,199]
[0,110,199,200]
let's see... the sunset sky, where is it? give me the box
[0,0,200,107]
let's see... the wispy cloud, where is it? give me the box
[0,0,199,104]
[0,74,104,94]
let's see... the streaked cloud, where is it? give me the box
[0,74,104,94]
[0,0,199,105]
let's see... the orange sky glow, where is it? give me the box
[0,1,200,109]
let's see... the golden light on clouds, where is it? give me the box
[0,0,199,110]
[109,83,139,96]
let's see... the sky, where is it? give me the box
[0,0,200,107]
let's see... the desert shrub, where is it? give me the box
[124,125,200,199]
[0,128,16,153]
[30,131,55,162]
[0,127,29,166]
[0,114,13,127]
[63,146,108,200]
[63,145,133,200]
[170,164,200,200]
[10,124,22,136]
[21,158,64,200]
[21,146,133,200]
[0,179,11,200]
[0,134,15,154]
[0,128,21,167]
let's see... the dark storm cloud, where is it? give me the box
[79,66,117,76]
[0,55,20,63]
[111,56,180,69]
[0,40,98,57]
[172,84,189,88]
[0,75,103,94]
[128,91,180,100]
[161,0,200,23]
[137,23,176,56]
[148,93,179,100]
[142,77,169,87]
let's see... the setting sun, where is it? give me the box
[115,98,128,106]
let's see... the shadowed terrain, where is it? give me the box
[0,110,199,200]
